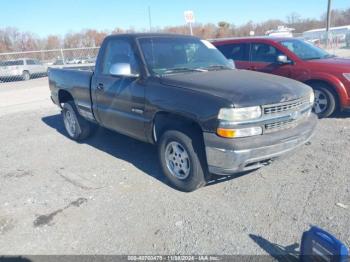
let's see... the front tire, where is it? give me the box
[158,130,207,192]
[62,101,95,141]
[310,83,337,118]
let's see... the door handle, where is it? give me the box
[97,83,104,90]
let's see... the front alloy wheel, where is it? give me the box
[158,129,207,192]
[313,89,329,115]
[309,83,337,118]
[165,141,191,180]
[22,71,30,81]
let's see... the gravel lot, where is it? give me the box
[0,78,349,256]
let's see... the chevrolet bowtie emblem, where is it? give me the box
[290,111,300,120]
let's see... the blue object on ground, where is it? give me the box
[300,226,349,262]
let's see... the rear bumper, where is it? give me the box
[204,114,317,175]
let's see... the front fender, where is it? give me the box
[306,72,349,108]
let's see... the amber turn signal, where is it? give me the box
[217,126,263,138]
[217,128,236,138]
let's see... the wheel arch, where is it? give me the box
[58,90,74,107]
[152,111,204,144]
[304,76,348,109]
[304,79,340,103]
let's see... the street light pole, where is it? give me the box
[326,0,332,48]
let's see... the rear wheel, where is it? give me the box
[62,101,96,141]
[158,129,207,192]
[22,71,30,81]
[309,82,337,118]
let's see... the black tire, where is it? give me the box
[22,71,30,81]
[158,129,208,192]
[62,101,96,141]
[309,82,337,118]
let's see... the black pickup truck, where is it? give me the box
[49,33,317,191]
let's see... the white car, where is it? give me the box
[0,58,47,81]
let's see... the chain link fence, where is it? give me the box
[0,47,99,83]
[1,32,350,84]
[294,31,350,53]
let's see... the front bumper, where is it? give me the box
[204,114,317,175]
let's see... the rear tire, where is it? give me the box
[309,82,337,118]
[158,129,207,192]
[22,71,30,81]
[62,101,96,141]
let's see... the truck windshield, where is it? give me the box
[280,39,333,60]
[138,37,233,76]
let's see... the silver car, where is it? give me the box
[0,58,47,81]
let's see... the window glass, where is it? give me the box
[216,43,249,61]
[280,39,332,60]
[27,60,35,65]
[251,43,282,63]
[3,60,24,66]
[102,39,139,75]
[138,37,232,76]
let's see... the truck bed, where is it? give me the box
[48,68,95,121]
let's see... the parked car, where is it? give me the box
[346,33,350,48]
[49,33,316,191]
[53,59,66,65]
[0,58,47,81]
[48,58,95,71]
[213,37,350,117]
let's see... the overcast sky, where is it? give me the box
[1,0,349,37]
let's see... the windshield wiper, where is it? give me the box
[164,67,207,74]
[202,65,232,71]
[305,54,336,60]
[304,57,322,60]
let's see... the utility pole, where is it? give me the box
[184,11,195,36]
[189,22,193,36]
[326,0,332,48]
[148,6,152,32]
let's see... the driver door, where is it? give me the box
[92,38,146,140]
[250,42,292,78]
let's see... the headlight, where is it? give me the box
[309,90,315,104]
[217,126,262,138]
[218,106,262,122]
[343,73,350,82]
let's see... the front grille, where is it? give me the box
[264,97,310,115]
[265,119,299,133]
[264,110,311,133]
[263,97,311,133]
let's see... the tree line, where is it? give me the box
[1,8,349,53]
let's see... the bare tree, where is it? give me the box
[1,7,350,53]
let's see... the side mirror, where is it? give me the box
[227,59,236,69]
[276,55,292,64]
[109,63,139,77]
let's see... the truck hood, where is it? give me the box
[160,70,311,107]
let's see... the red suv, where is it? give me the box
[213,37,350,117]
